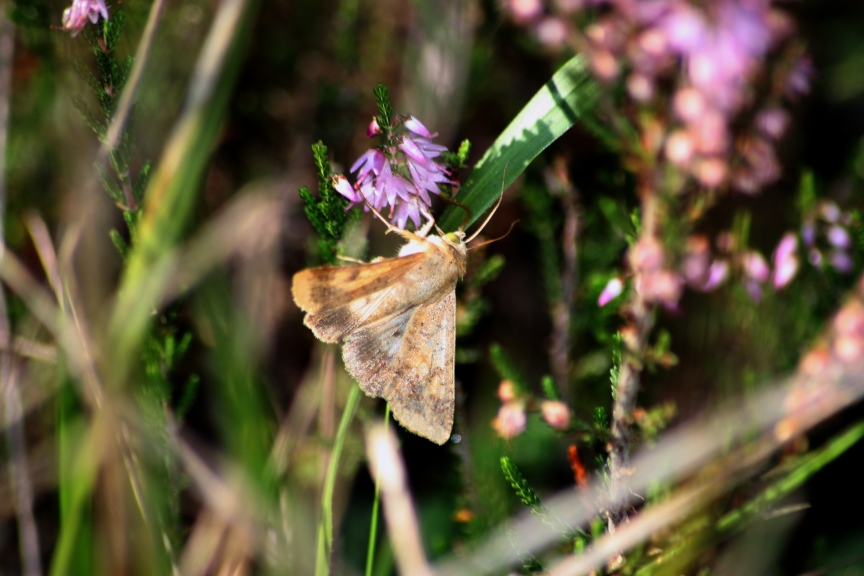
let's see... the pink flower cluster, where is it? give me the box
[586,0,808,191]
[601,202,857,309]
[333,115,457,230]
[801,200,855,274]
[492,380,572,440]
[506,0,811,193]
[62,0,109,35]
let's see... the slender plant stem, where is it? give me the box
[550,168,579,395]
[316,384,361,576]
[365,405,390,576]
[608,187,659,528]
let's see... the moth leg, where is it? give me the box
[417,206,441,239]
[337,255,368,264]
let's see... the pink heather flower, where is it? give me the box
[661,6,706,54]
[508,0,544,23]
[785,56,813,98]
[338,115,456,229]
[673,88,706,123]
[332,175,357,203]
[598,277,624,307]
[403,115,433,138]
[693,157,728,188]
[62,0,109,34]
[498,380,517,403]
[691,111,728,155]
[829,250,854,274]
[638,269,683,306]
[366,117,383,138]
[702,260,730,291]
[541,401,571,430]
[535,16,570,50]
[665,130,695,166]
[627,73,654,102]
[741,250,770,283]
[493,402,527,440]
[755,107,790,140]
[637,28,668,59]
[685,238,729,291]
[801,220,816,248]
[819,201,842,224]
[629,237,665,273]
[827,225,851,250]
[590,49,620,81]
[773,232,799,289]
[681,235,710,281]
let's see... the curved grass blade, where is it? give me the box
[438,55,598,232]
[316,385,362,576]
[109,0,260,380]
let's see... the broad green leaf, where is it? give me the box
[438,55,598,232]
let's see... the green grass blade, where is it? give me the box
[108,0,260,382]
[316,385,362,576]
[717,420,864,533]
[365,405,390,576]
[438,55,597,232]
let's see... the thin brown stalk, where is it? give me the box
[547,159,580,394]
[607,184,659,526]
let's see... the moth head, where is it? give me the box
[435,231,468,274]
[444,230,466,245]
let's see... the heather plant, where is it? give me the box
[2,1,864,575]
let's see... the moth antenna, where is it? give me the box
[469,220,519,250]
[465,164,509,244]
[440,195,472,232]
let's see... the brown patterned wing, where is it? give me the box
[342,291,456,444]
[291,253,426,342]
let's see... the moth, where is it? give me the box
[292,201,498,444]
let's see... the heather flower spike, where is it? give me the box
[62,0,109,35]
[570,0,811,193]
[337,111,457,230]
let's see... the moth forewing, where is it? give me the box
[291,228,469,444]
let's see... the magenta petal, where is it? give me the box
[827,225,851,250]
[774,232,798,265]
[404,116,433,138]
[773,254,799,289]
[829,250,853,273]
[819,201,841,224]
[702,260,729,291]
[399,136,427,164]
[366,117,382,138]
[742,251,770,283]
[332,175,356,202]
[598,277,624,307]
[350,149,386,178]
